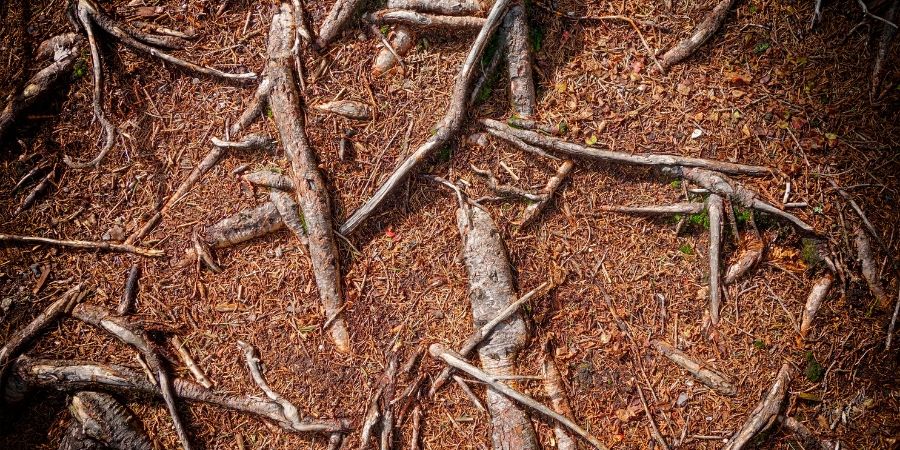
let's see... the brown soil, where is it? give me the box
[1,0,898,449]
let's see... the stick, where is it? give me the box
[828,178,888,252]
[15,167,55,215]
[636,383,670,450]
[429,344,609,450]
[173,336,213,388]
[799,274,833,340]
[266,4,349,353]
[650,340,736,396]
[366,10,487,29]
[429,282,548,396]
[0,233,163,257]
[72,304,193,450]
[483,126,559,160]
[723,363,793,450]
[541,340,577,450]
[482,119,773,176]
[502,3,536,118]
[855,225,891,310]
[340,0,512,235]
[8,356,350,434]
[65,391,154,450]
[707,194,724,324]
[598,202,706,216]
[118,264,141,315]
[452,375,487,412]
[871,0,899,97]
[658,0,738,71]
[519,160,574,228]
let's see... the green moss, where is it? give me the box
[735,208,752,225]
[530,26,544,52]
[72,59,87,79]
[752,339,766,350]
[804,351,824,382]
[678,244,693,255]
[669,179,682,190]
[689,211,710,230]
[801,238,825,270]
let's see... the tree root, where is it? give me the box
[599,202,705,216]
[854,225,891,310]
[0,33,83,140]
[650,340,735,395]
[541,339,577,450]
[316,0,368,49]
[340,0,513,235]
[707,193,724,324]
[173,336,213,389]
[118,264,141,315]
[481,119,773,176]
[269,190,310,249]
[373,26,416,76]
[518,159,574,228]
[64,391,154,450]
[314,100,372,121]
[658,0,738,71]
[15,166,56,215]
[871,0,899,97]
[387,0,484,15]
[71,304,193,450]
[0,233,164,257]
[724,363,792,450]
[778,415,836,450]
[366,10,487,30]
[799,274,834,340]
[471,164,544,202]
[429,344,609,450]
[244,170,295,191]
[502,3,536,118]
[266,4,349,353]
[724,231,764,285]
[7,356,350,434]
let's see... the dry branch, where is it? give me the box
[855,225,891,310]
[267,4,349,353]
[366,10,487,29]
[173,335,213,389]
[778,416,836,450]
[650,340,736,396]
[7,357,350,434]
[118,264,141,315]
[799,274,833,340]
[707,193,724,324]
[599,202,705,216]
[429,344,609,450]
[340,0,512,235]
[519,160,574,228]
[454,201,540,450]
[244,170,295,191]
[15,167,56,215]
[502,3,536,118]
[659,0,738,71]
[724,363,793,450]
[481,119,772,176]
[66,391,153,450]
[386,0,483,15]
[0,33,82,139]
[0,233,163,257]
[71,304,192,450]
[471,165,543,202]
[669,167,814,233]
[541,340,577,450]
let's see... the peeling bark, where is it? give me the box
[455,203,540,450]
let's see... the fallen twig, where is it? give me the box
[15,166,56,215]
[871,0,899,97]
[237,340,313,435]
[316,0,368,49]
[0,233,163,257]
[723,363,792,450]
[429,344,609,450]
[471,164,543,202]
[650,340,736,396]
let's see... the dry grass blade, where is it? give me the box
[650,340,736,396]
[0,233,164,257]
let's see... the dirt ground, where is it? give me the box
[1,0,899,448]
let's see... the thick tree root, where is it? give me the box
[366,10,487,29]
[518,160,574,228]
[800,274,833,340]
[386,0,484,15]
[724,363,792,450]
[429,344,609,450]
[65,391,154,450]
[667,167,814,233]
[482,119,773,176]
[0,233,164,257]
[7,356,350,434]
[650,340,736,396]
[340,0,512,235]
[707,193,724,324]
[502,3,536,118]
[71,304,192,450]
[316,0,368,49]
[0,33,83,139]
[658,0,738,71]
[541,339,577,450]
[454,201,540,450]
[267,4,349,353]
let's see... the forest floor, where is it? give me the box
[1,0,899,448]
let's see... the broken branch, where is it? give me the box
[518,160,574,228]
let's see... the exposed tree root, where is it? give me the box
[387,0,484,15]
[267,4,349,353]
[518,160,574,228]
[724,231,764,285]
[429,344,609,450]
[707,193,724,324]
[126,134,273,245]
[854,225,891,310]
[408,405,423,450]
[316,0,368,49]
[231,78,273,136]
[244,170,295,191]
[481,119,773,176]
[887,288,899,351]
[366,10,487,30]
[667,167,814,233]
[452,375,486,412]
[71,304,192,450]
[15,166,56,215]
[0,233,164,257]
[454,200,540,450]
[269,190,310,249]
[340,0,512,235]
[871,0,899,97]
[0,33,82,139]
[658,0,738,71]
[378,352,399,450]
[118,264,141,315]
[173,336,213,389]
[471,164,544,202]
[7,356,350,434]
[175,202,285,268]
[64,391,154,450]
[502,3,535,118]
[778,415,836,450]
[724,363,792,450]
[373,26,416,76]
[314,100,372,120]
[800,274,834,340]
[599,202,705,216]
[650,340,736,396]
[541,339,577,450]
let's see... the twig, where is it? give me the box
[650,340,736,396]
[0,233,163,257]
[452,375,486,412]
[173,335,213,388]
[237,340,307,432]
[636,383,670,450]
